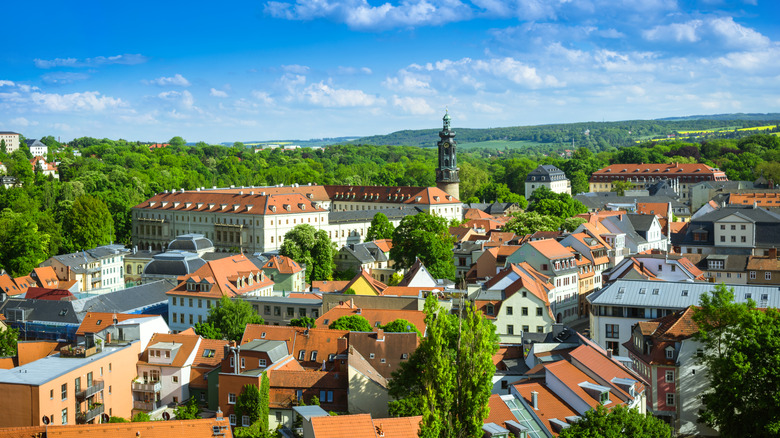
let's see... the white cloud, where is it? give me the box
[302,81,384,107]
[0,80,14,87]
[336,66,373,75]
[146,74,191,87]
[473,57,562,88]
[9,117,37,127]
[643,16,769,49]
[472,102,501,113]
[41,72,90,84]
[30,91,126,112]
[251,90,275,105]
[158,90,196,111]
[382,70,434,94]
[34,54,147,69]
[392,95,434,114]
[282,64,311,74]
[210,88,229,98]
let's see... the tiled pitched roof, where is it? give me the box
[190,338,229,388]
[347,331,419,379]
[23,287,75,301]
[167,254,274,298]
[372,239,392,253]
[347,345,388,388]
[241,325,349,369]
[513,382,578,437]
[0,274,22,296]
[311,280,349,293]
[543,360,608,409]
[343,269,387,295]
[625,306,699,366]
[315,307,426,334]
[324,185,459,205]
[134,191,327,216]
[76,312,158,335]
[310,413,376,438]
[372,416,423,438]
[746,254,780,271]
[0,417,233,438]
[465,208,494,219]
[528,239,572,260]
[485,394,515,428]
[286,292,322,300]
[16,340,64,366]
[137,333,201,368]
[591,163,726,177]
[32,266,59,288]
[567,344,645,397]
[636,202,670,218]
[262,255,303,274]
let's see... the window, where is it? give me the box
[599,391,610,404]
[62,408,67,425]
[486,304,494,315]
[606,341,620,354]
[666,348,674,359]
[537,326,544,333]
[109,385,112,394]
[507,325,514,335]
[50,389,53,400]
[605,324,619,338]
[276,412,282,422]
[259,359,267,367]
[666,393,676,406]
[173,376,178,383]
[228,393,237,404]
[296,390,303,401]
[536,308,543,316]
[506,306,513,316]
[767,272,772,280]
[298,350,306,361]
[242,415,251,427]
[369,353,375,359]
[665,370,674,383]
[230,356,235,368]
[274,306,281,316]
[741,236,746,243]
[522,307,528,316]
[720,236,725,242]
[310,351,318,361]
[229,414,236,425]
[522,325,529,332]
[61,383,67,400]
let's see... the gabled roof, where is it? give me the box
[0,417,233,438]
[137,333,201,368]
[310,413,376,438]
[397,258,437,287]
[372,239,392,253]
[134,191,328,216]
[513,382,578,437]
[241,325,349,370]
[347,345,388,388]
[625,306,699,366]
[32,266,59,288]
[311,280,350,293]
[262,255,303,274]
[0,274,22,296]
[347,331,419,379]
[316,307,426,334]
[372,416,423,438]
[76,312,158,335]
[167,254,274,298]
[23,287,75,301]
[464,208,494,220]
[527,239,573,260]
[343,269,387,295]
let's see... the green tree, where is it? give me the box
[0,209,51,276]
[279,224,336,283]
[693,284,780,437]
[387,272,403,286]
[169,136,186,147]
[131,412,151,422]
[562,217,587,232]
[108,416,129,423]
[0,327,19,357]
[195,296,264,342]
[527,187,587,219]
[381,319,422,336]
[365,212,395,242]
[329,315,372,332]
[259,371,270,433]
[610,180,633,196]
[502,211,562,235]
[192,321,221,339]
[173,397,201,420]
[289,316,316,328]
[390,212,456,281]
[558,404,672,438]
[65,195,115,250]
[388,295,498,437]
[236,384,262,425]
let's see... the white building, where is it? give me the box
[134,332,201,411]
[0,132,20,153]
[27,139,48,157]
[525,165,571,199]
[41,244,130,293]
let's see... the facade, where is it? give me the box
[246,295,322,326]
[525,165,571,199]
[679,205,780,256]
[166,254,274,332]
[334,241,398,284]
[261,255,306,292]
[133,333,201,413]
[0,132,20,153]
[0,341,140,426]
[30,156,59,179]
[435,111,460,200]
[589,163,728,199]
[41,244,130,293]
[27,139,48,156]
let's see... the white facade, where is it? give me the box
[0,132,20,153]
[169,296,218,332]
[30,144,48,156]
[136,338,200,407]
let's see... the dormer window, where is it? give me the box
[486,304,494,315]
[600,391,610,404]
[665,347,674,359]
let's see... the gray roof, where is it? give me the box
[143,251,206,276]
[602,215,646,246]
[691,180,754,191]
[526,165,566,182]
[575,193,685,211]
[243,295,322,306]
[26,139,46,148]
[340,241,388,264]
[587,279,780,309]
[241,339,288,364]
[680,205,780,247]
[328,206,421,224]
[292,405,329,421]
[626,214,656,233]
[0,341,138,386]
[168,233,214,252]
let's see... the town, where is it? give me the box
[0,112,777,438]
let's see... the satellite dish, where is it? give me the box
[42,416,50,425]
[162,412,171,421]
[101,413,110,423]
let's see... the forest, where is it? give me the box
[1,127,779,277]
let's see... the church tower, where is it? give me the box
[435,111,460,200]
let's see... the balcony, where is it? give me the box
[60,344,102,359]
[76,380,104,400]
[132,381,162,393]
[76,404,104,424]
[133,400,162,411]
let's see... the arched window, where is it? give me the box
[126,264,132,274]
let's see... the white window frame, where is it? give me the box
[665,370,674,383]
[229,414,236,425]
[666,393,675,406]
[228,393,236,404]
[242,415,251,427]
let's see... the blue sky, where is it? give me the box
[1,0,779,143]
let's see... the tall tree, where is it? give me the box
[527,187,588,219]
[259,371,270,433]
[365,212,395,242]
[279,224,336,283]
[0,326,19,357]
[236,384,262,425]
[502,211,562,235]
[388,295,498,437]
[381,319,422,336]
[0,209,51,276]
[558,404,672,438]
[390,212,456,281]
[329,315,372,332]
[693,284,780,437]
[195,296,264,342]
[66,195,115,250]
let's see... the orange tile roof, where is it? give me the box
[381,286,437,297]
[13,276,36,293]
[528,239,572,260]
[485,394,515,428]
[315,308,426,334]
[730,192,780,205]
[262,255,303,274]
[636,202,670,218]
[325,185,460,205]
[568,344,645,397]
[514,382,578,436]
[167,254,274,298]
[626,306,699,367]
[76,312,158,335]
[137,333,201,368]
[372,239,392,253]
[190,338,229,388]
[0,274,22,296]
[286,292,322,300]
[464,218,503,231]
[32,266,59,288]
[135,191,327,216]
[241,325,349,369]
[372,416,423,438]
[543,360,606,409]
[747,255,780,271]
[310,413,376,438]
[311,280,349,293]
[591,163,726,178]
[0,417,233,438]
[465,208,494,219]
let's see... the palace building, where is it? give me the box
[131,113,463,254]
[589,163,727,199]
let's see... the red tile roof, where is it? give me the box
[134,191,327,216]
[311,280,349,293]
[485,394,515,428]
[372,239,392,253]
[262,255,303,274]
[316,307,426,334]
[76,312,158,335]
[167,254,274,299]
[0,274,22,296]
[0,417,233,438]
[372,416,423,438]
[23,287,75,301]
[310,413,376,438]
[465,208,494,219]
[528,239,572,260]
[241,325,349,369]
[514,382,578,436]
[590,163,726,179]
[137,333,201,368]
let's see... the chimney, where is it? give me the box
[215,407,223,421]
[376,329,384,342]
[531,391,539,410]
[337,337,348,353]
[607,349,613,358]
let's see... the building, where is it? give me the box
[0,340,140,426]
[435,111,460,200]
[603,252,705,284]
[75,312,169,352]
[246,294,322,326]
[623,307,717,436]
[30,156,58,179]
[141,250,207,284]
[0,132,20,153]
[525,165,571,199]
[166,254,275,332]
[588,279,780,356]
[133,333,202,413]
[689,180,755,211]
[26,139,48,156]
[0,415,233,438]
[679,205,780,256]
[589,163,728,199]
[334,241,398,284]
[188,337,228,410]
[261,255,306,292]
[41,244,130,293]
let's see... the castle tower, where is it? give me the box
[435,111,460,200]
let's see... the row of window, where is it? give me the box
[496,305,544,317]
[52,365,111,401]
[260,305,318,319]
[173,297,214,308]
[506,325,545,335]
[172,313,202,325]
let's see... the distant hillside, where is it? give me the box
[220,137,360,148]
[657,113,780,122]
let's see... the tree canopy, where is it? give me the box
[65,195,115,250]
[502,211,562,235]
[279,224,336,284]
[390,212,455,281]
[388,295,498,437]
[527,187,588,219]
[0,209,50,276]
[381,318,422,336]
[172,397,201,420]
[329,315,372,332]
[559,404,672,438]
[0,326,19,357]
[365,212,395,242]
[289,316,316,328]
[693,283,780,437]
[195,296,264,342]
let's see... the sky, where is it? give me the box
[1,0,779,143]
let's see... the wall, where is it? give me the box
[321,294,418,313]
[677,339,718,436]
[347,365,389,418]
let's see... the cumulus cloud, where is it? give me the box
[282,64,311,74]
[403,57,561,89]
[336,66,373,75]
[392,95,434,114]
[146,74,191,87]
[301,81,384,107]
[251,90,275,105]
[30,91,126,112]
[210,88,229,98]
[643,17,769,49]
[9,117,37,127]
[34,54,147,69]
[265,0,472,30]
[0,80,14,87]
[158,90,197,112]
[382,70,434,94]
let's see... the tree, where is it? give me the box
[527,187,587,219]
[381,319,422,336]
[388,295,498,437]
[610,180,633,196]
[289,316,316,328]
[169,136,186,147]
[365,212,395,242]
[131,412,151,422]
[236,384,262,425]
[0,327,19,357]
[108,416,129,423]
[66,195,115,250]
[558,404,672,438]
[693,284,780,437]
[279,224,336,283]
[195,296,264,342]
[173,397,201,420]
[562,217,587,232]
[502,211,562,235]
[390,212,456,281]
[0,209,51,277]
[259,371,270,432]
[329,315,372,332]
[387,273,403,286]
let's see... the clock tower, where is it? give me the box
[435,111,460,200]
